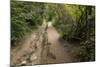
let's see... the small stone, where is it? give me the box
[21,60,27,64]
[30,54,37,61]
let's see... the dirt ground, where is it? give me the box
[11,27,80,66]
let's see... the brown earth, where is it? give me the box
[11,27,80,66]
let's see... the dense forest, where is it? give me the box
[11,1,95,66]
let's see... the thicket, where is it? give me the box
[11,1,95,61]
[11,1,44,46]
[52,5,95,61]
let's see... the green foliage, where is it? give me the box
[11,1,44,46]
[51,4,95,61]
[11,1,95,61]
[79,37,95,61]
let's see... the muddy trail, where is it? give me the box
[11,27,81,66]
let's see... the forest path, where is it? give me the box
[46,27,79,64]
[11,26,80,65]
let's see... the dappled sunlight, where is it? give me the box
[48,21,52,27]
